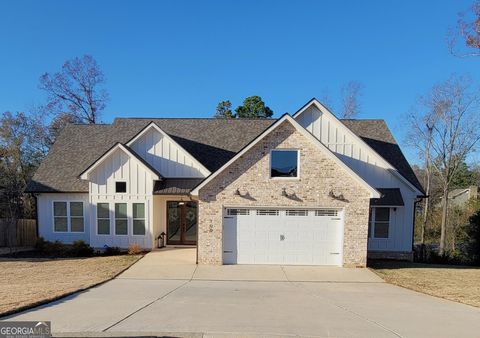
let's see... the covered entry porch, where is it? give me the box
[152,178,202,248]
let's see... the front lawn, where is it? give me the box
[369,260,480,307]
[0,255,141,316]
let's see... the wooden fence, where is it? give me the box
[0,219,37,247]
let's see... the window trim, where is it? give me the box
[269,149,300,180]
[96,202,111,236]
[52,201,85,233]
[132,202,146,236]
[369,207,391,240]
[115,181,127,194]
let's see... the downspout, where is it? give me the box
[33,193,39,238]
[412,196,427,254]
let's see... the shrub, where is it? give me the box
[103,246,122,256]
[70,240,94,257]
[467,210,480,265]
[35,237,47,251]
[128,243,142,255]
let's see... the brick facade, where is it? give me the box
[197,120,372,267]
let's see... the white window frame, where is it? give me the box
[132,202,146,236]
[96,202,111,236]
[369,207,391,240]
[52,201,85,233]
[115,181,127,194]
[269,149,300,180]
[114,202,129,236]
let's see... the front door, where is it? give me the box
[167,201,197,245]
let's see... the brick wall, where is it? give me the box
[197,120,372,267]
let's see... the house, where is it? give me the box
[26,99,424,267]
[443,186,478,208]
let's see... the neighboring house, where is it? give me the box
[26,99,424,267]
[439,186,479,208]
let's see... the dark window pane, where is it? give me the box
[115,181,127,193]
[98,219,110,234]
[271,150,298,177]
[97,203,110,219]
[133,203,145,219]
[71,218,84,232]
[54,217,68,232]
[375,208,390,222]
[54,202,67,216]
[115,219,128,235]
[115,203,127,219]
[70,202,83,217]
[374,222,389,238]
[133,220,145,235]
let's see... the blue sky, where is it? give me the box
[1,0,479,164]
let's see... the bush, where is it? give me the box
[70,240,94,257]
[103,246,122,256]
[35,237,47,251]
[467,210,480,265]
[35,238,94,257]
[128,243,142,255]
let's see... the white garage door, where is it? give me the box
[223,208,344,266]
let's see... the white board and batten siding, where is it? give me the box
[129,126,208,178]
[37,193,90,244]
[296,104,417,252]
[89,147,154,249]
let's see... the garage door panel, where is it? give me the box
[223,208,344,266]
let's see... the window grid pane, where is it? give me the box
[54,202,67,216]
[98,219,110,235]
[133,203,145,219]
[374,222,389,238]
[71,217,84,232]
[133,220,145,235]
[70,202,83,217]
[54,217,68,232]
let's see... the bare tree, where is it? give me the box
[409,75,480,255]
[340,81,364,118]
[39,55,108,124]
[448,1,480,57]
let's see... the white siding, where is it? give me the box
[89,147,155,249]
[37,193,90,244]
[296,104,417,252]
[129,127,208,178]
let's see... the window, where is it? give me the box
[53,201,84,232]
[70,202,84,232]
[115,181,127,193]
[133,203,145,235]
[115,203,128,235]
[97,203,110,235]
[369,207,390,239]
[270,150,298,178]
[227,209,250,216]
[257,209,280,216]
[53,202,68,232]
[315,209,339,217]
[286,209,308,216]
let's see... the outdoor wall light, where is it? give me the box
[329,190,349,202]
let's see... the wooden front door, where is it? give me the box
[166,201,197,245]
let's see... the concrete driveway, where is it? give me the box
[4,248,480,337]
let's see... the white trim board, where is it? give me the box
[191,114,380,198]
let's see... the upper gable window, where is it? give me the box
[115,181,127,193]
[270,150,299,178]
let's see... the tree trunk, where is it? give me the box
[439,186,449,256]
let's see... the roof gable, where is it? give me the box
[294,98,424,195]
[79,143,161,181]
[126,122,211,178]
[191,114,380,198]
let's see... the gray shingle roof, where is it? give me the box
[153,178,204,195]
[370,188,405,206]
[26,117,423,194]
